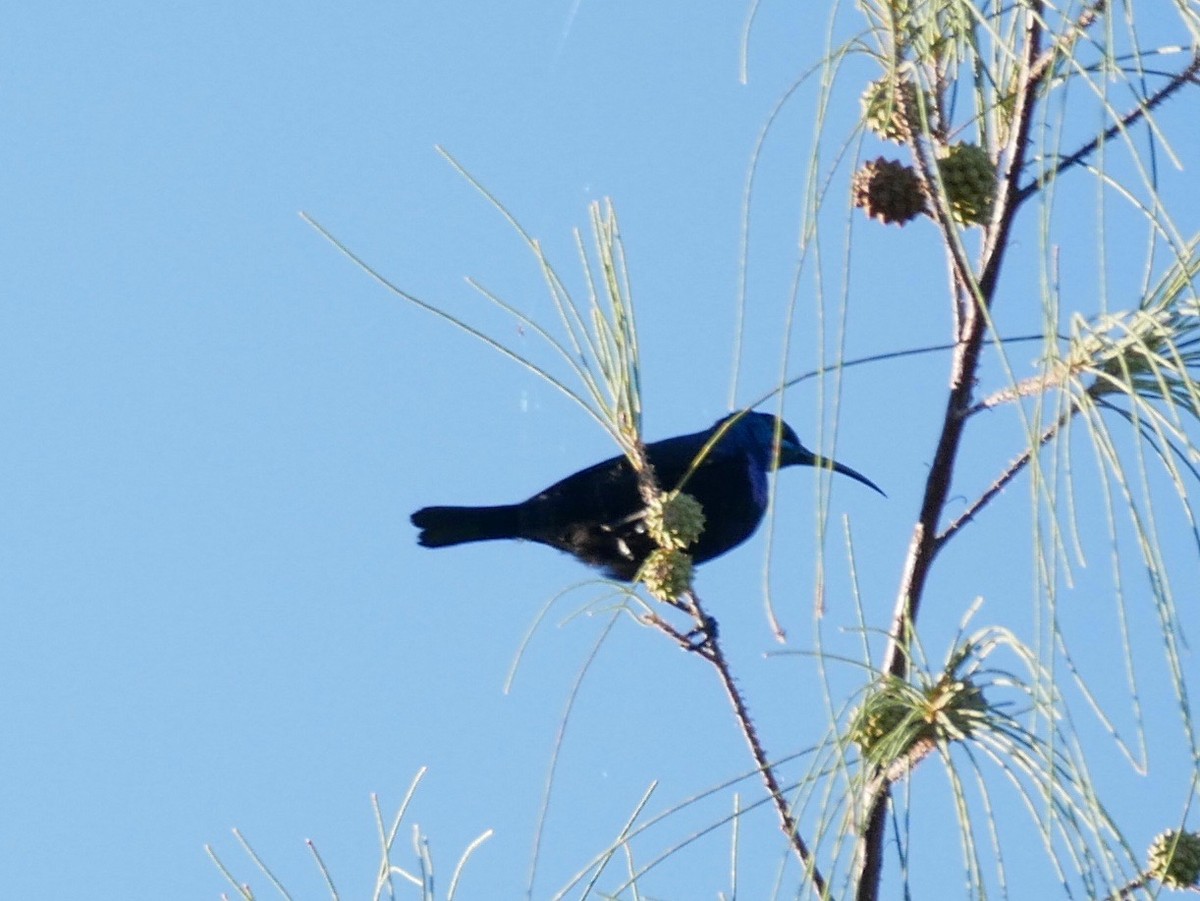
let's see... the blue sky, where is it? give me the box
[4,3,1199,899]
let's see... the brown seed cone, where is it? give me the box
[852,157,926,225]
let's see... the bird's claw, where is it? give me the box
[683,615,718,652]
[640,611,718,653]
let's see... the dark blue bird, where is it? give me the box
[411,411,883,580]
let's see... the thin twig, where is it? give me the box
[640,612,702,652]
[1027,1,1106,86]
[1016,52,1200,203]
[968,371,1065,412]
[1107,873,1151,899]
[306,840,339,900]
[936,408,1074,547]
[644,594,830,898]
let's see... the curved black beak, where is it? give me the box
[782,446,886,497]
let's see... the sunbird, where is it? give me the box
[412,411,883,580]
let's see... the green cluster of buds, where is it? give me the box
[922,673,988,738]
[887,0,972,67]
[935,142,996,226]
[848,681,912,753]
[849,673,989,768]
[1148,829,1200,889]
[852,157,926,226]
[640,547,694,602]
[861,76,927,143]
[645,490,706,550]
[638,489,703,600]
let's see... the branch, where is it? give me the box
[969,370,1065,412]
[936,407,1074,547]
[645,595,830,898]
[1027,1,1106,87]
[855,6,1049,899]
[1016,52,1200,204]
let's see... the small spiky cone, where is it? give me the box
[861,77,926,143]
[645,490,705,550]
[936,142,996,226]
[852,157,926,225]
[1148,829,1200,889]
[640,548,693,602]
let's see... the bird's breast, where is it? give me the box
[746,456,770,512]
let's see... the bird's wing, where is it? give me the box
[521,428,729,529]
[524,452,642,527]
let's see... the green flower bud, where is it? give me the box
[645,490,706,549]
[640,547,694,602]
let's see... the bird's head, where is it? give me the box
[719,411,885,495]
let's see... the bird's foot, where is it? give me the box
[641,611,715,654]
[682,615,719,652]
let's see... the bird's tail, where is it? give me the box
[411,504,524,548]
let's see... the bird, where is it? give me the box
[411,411,883,581]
